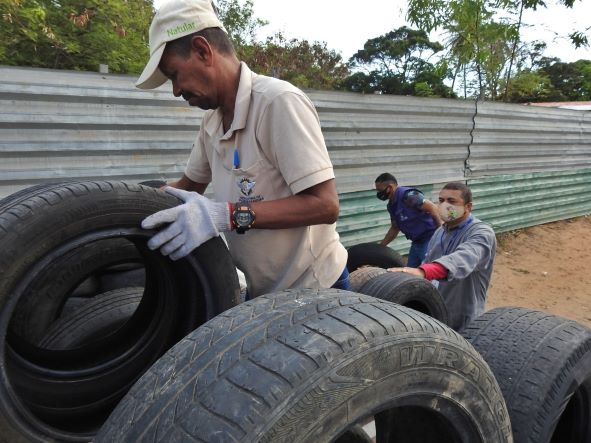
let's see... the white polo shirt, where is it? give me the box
[185,63,347,297]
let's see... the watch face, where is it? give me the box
[235,210,252,227]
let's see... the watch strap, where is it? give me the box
[233,201,255,234]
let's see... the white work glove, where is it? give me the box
[142,187,231,261]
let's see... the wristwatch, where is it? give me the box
[232,202,256,234]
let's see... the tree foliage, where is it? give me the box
[504,59,591,102]
[407,0,589,100]
[502,70,554,102]
[214,0,267,47]
[341,27,454,98]
[407,0,519,99]
[478,21,516,100]
[215,0,348,90]
[239,33,349,90]
[0,0,153,73]
[539,59,591,100]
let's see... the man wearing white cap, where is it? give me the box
[138,0,349,298]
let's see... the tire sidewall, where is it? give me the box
[257,333,511,443]
[0,182,240,442]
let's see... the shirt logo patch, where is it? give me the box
[238,177,256,196]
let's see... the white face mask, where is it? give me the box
[439,202,465,222]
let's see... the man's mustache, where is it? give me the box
[181,91,195,101]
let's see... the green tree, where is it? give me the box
[214,0,267,47]
[0,0,153,73]
[500,0,587,100]
[239,32,349,90]
[539,59,591,100]
[407,0,517,99]
[502,70,555,102]
[342,27,454,97]
[215,1,347,90]
[479,21,516,100]
[502,58,591,103]
[407,0,589,100]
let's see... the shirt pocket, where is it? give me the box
[231,159,266,202]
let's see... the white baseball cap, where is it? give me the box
[136,0,226,89]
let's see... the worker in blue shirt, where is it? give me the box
[374,173,443,267]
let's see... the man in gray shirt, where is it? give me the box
[388,182,497,331]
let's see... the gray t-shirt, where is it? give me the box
[425,216,496,331]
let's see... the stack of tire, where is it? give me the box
[462,307,591,443]
[0,183,589,442]
[94,288,513,443]
[347,242,449,325]
[344,241,591,443]
[0,181,241,442]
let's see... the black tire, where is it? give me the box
[96,264,145,294]
[347,242,405,272]
[137,180,166,189]
[357,272,449,325]
[39,288,143,350]
[349,266,387,292]
[1,181,142,305]
[462,307,591,443]
[95,289,511,443]
[0,182,68,211]
[334,424,373,443]
[0,181,241,442]
[9,238,142,342]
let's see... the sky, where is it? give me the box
[154,0,591,64]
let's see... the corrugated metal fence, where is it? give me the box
[1,66,590,254]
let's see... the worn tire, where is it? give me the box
[349,266,387,292]
[9,238,142,342]
[2,183,145,341]
[96,289,511,443]
[0,182,68,211]
[346,242,404,272]
[462,307,591,443]
[335,424,373,443]
[0,181,240,442]
[39,288,143,350]
[357,272,449,325]
[137,180,167,189]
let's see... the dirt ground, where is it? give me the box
[486,215,591,328]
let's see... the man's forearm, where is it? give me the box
[423,200,444,226]
[248,179,339,229]
[380,227,398,245]
[168,174,208,194]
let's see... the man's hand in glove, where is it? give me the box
[142,187,232,261]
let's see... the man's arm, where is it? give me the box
[248,178,339,229]
[402,190,443,227]
[389,226,496,281]
[380,225,400,246]
[432,227,496,280]
[166,177,339,229]
[421,199,444,226]
[167,174,208,194]
[388,262,449,279]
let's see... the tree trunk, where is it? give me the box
[504,1,525,102]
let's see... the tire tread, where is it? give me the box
[462,307,591,443]
[97,290,509,443]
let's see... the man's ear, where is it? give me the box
[190,35,213,64]
[465,201,473,212]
